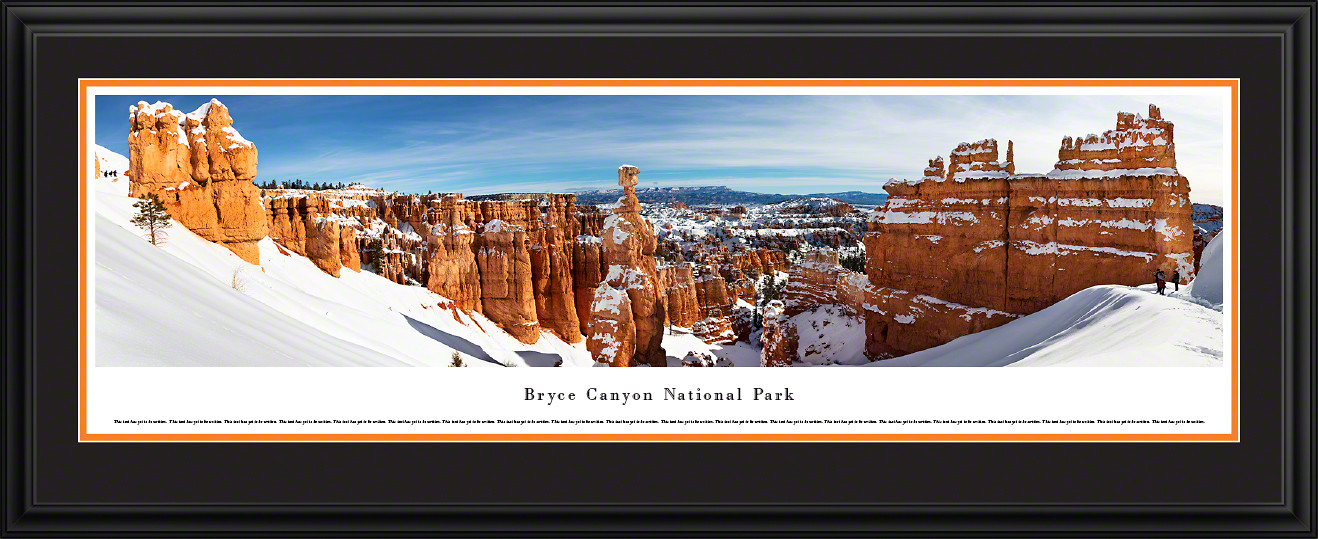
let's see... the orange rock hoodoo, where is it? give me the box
[586,166,668,366]
[660,263,702,328]
[263,195,358,278]
[261,175,666,349]
[691,267,737,344]
[759,301,795,367]
[478,219,540,343]
[528,195,583,344]
[258,187,606,345]
[127,99,268,263]
[862,104,1194,358]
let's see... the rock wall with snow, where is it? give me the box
[262,186,606,345]
[127,99,267,263]
[779,249,869,318]
[756,248,870,364]
[759,300,795,367]
[264,195,360,278]
[863,104,1195,359]
[784,249,843,316]
[691,267,737,344]
[478,219,540,343]
[659,262,702,328]
[660,252,779,346]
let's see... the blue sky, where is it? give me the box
[94,93,1228,204]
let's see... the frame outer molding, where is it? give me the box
[1283,2,1314,535]
[2,2,1314,536]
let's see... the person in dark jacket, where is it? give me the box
[1154,269,1166,295]
[1171,269,1181,292]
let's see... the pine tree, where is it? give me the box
[760,273,781,303]
[752,286,764,330]
[450,351,465,367]
[131,194,172,245]
[840,250,867,274]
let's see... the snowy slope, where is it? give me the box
[867,284,1223,367]
[790,306,868,366]
[661,328,763,367]
[90,145,592,367]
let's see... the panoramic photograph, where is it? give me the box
[87,92,1228,368]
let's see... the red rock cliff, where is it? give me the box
[527,195,582,343]
[264,195,348,277]
[864,104,1194,359]
[691,267,737,344]
[760,301,795,367]
[478,219,541,343]
[659,262,702,328]
[128,99,267,263]
[426,194,484,310]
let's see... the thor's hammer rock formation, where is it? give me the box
[586,165,669,366]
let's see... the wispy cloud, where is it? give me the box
[94,93,1228,204]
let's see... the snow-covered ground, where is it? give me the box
[92,145,594,367]
[789,305,869,366]
[661,327,763,367]
[866,282,1224,367]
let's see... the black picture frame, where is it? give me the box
[3,2,1313,536]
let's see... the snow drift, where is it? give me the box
[867,284,1222,367]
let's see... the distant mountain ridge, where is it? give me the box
[1191,203,1223,234]
[572,185,888,206]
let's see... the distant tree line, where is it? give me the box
[256,179,351,191]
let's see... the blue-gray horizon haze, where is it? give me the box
[94,94,1228,205]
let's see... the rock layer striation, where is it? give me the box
[127,99,267,263]
[862,104,1195,358]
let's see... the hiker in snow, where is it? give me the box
[1154,269,1167,295]
[1171,269,1181,292]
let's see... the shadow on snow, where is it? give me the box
[515,350,565,367]
[402,315,499,366]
